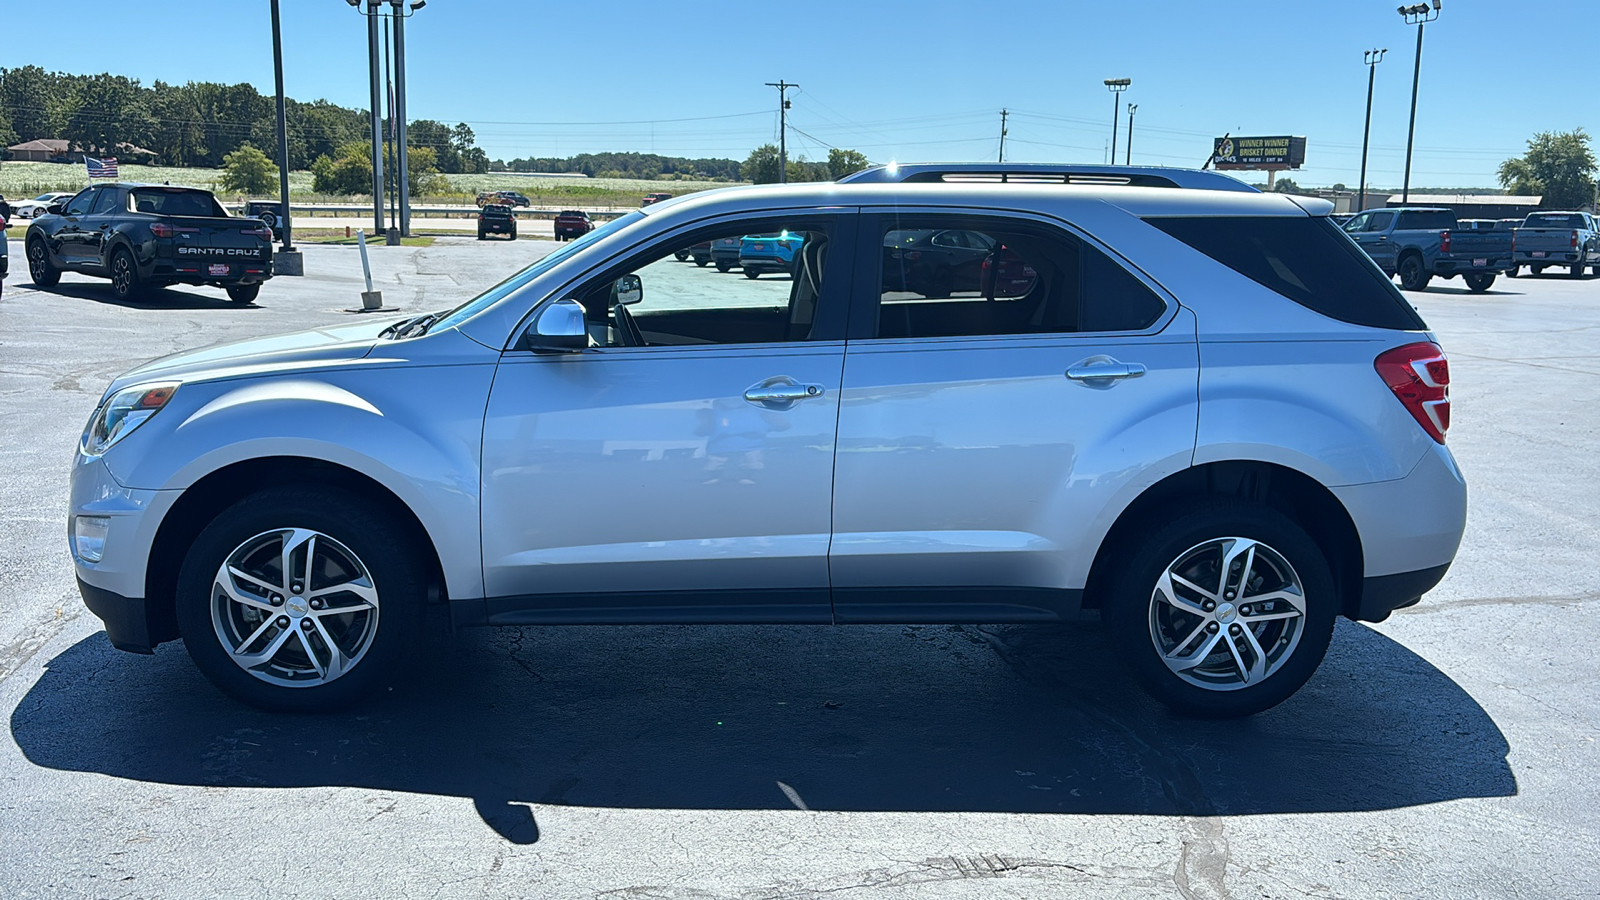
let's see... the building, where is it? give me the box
[1385,194,1543,219]
[5,139,159,164]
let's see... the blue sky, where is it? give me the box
[2,0,1593,188]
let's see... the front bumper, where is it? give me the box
[70,455,181,649]
[78,578,159,653]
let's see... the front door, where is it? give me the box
[479,210,856,623]
[1347,210,1397,272]
[52,187,99,266]
[829,211,1199,623]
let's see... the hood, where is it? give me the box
[103,318,399,401]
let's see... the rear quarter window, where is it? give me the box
[1146,216,1426,331]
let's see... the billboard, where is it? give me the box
[1211,135,1307,170]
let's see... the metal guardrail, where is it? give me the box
[228,203,634,220]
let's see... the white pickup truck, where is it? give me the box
[1511,211,1599,277]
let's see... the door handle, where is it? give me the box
[1066,360,1147,385]
[744,376,824,407]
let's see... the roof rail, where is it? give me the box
[837,162,1259,193]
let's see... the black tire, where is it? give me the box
[1504,266,1519,278]
[1397,254,1431,291]
[477,228,486,241]
[744,269,760,279]
[1570,262,1587,279]
[175,486,428,712]
[226,284,261,304]
[1463,272,1495,293]
[716,261,732,273]
[1102,499,1337,718]
[1532,265,1545,275]
[508,227,517,240]
[27,237,60,287]
[109,247,141,301]
[695,259,710,267]
[674,250,690,261]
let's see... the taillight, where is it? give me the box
[243,226,273,239]
[1375,342,1450,444]
[1439,230,1450,253]
[151,223,174,238]
[1573,230,1581,249]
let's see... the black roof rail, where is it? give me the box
[837,162,1258,193]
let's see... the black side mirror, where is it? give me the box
[47,203,65,215]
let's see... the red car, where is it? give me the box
[553,210,594,241]
[641,192,673,207]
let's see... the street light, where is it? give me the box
[1359,48,1387,213]
[1125,104,1137,165]
[345,0,425,236]
[1105,79,1130,164]
[268,0,301,275]
[1398,0,1441,204]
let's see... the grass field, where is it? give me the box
[0,161,741,208]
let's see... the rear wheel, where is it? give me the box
[1532,265,1546,275]
[695,259,709,267]
[27,238,60,287]
[109,247,141,301]
[226,284,261,304]
[175,486,428,712]
[1505,266,1519,278]
[716,261,732,273]
[508,226,517,240]
[1398,254,1431,291]
[1571,261,1587,278]
[1464,272,1495,293]
[744,269,760,279]
[674,249,690,261]
[477,227,486,241]
[1103,500,1336,718]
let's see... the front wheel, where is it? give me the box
[1464,272,1495,293]
[674,250,690,261]
[226,284,261,304]
[1103,500,1337,718]
[1397,255,1431,291]
[175,486,428,712]
[27,238,61,287]
[109,247,141,300]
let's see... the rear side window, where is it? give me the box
[1396,210,1455,230]
[1147,216,1426,331]
[131,189,225,218]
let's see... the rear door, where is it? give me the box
[829,210,1198,622]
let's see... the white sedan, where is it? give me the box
[7,191,76,219]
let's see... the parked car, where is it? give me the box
[8,191,76,220]
[688,240,713,266]
[476,191,531,208]
[242,200,286,241]
[642,192,673,206]
[738,231,805,278]
[25,183,273,303]
[709,235,742,271]
[553,209,593,241]
[1510,211,1598,277]
[69,169,1465,720]
[1342,207,1513,292]
[478,203,517,240]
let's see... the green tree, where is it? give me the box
[1272,177,1302,193]
[827,148,870,179]
[742,144,782,184]
[0,66,70,142]
[311,141,447,196]
[1499,129,1598,209]
[63,74,152,155]
[220,143,277,195]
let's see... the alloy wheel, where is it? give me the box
[1147,536,1307,691]
[28,242,48,280]
[112,254,133,296]
[211,528,381,688]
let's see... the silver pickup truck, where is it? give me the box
[1511,211,1599,277]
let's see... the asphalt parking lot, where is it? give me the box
[0,235,1596,899]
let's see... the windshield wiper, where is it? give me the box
[380,311,446,339]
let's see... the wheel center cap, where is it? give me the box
[1215,602,1237,624]
[286,597,308,618]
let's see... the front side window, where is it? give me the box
[90,188,123,215]
[574,216,840,348]
[870,214,1166,339]
[64,188,97,217]
[1343,213,1370,233]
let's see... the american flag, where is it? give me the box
[85,156,119,178]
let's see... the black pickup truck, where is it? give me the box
[24,183,274,303]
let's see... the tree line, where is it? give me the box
[0,66,488,174]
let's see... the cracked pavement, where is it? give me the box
[0,236,1596,898]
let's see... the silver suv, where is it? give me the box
[68,169,1466,717]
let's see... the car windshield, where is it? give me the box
[427,210,646,334]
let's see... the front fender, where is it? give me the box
[101,361,498,600]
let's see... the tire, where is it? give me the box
[1532,265,1545,275]
[226,284,261,304]
[174,486,428,712]
[1102,499,1337,718]
[1505,266,1519,278]
[1463,272,1495,293]
[508,227,517,240]
[716,261,732,273]
[1397,254,1431,291]
[109,247,141,301]
[744,269,760,279]
[1570,262,1587,279]
[695,259,709,267]
[27,238,60,287]
[674,250,690,262]
[477,228,486,241]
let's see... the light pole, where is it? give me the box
[347,0,385,235]
[1104,79,1130,164]
[1399,1,1440,204]
[267,0,302,275]
[765,81,797,184]
[1125,104,1137,165]
[346,0,423,236]
[1358,48,1387,213]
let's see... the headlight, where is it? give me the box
[82,382,179,456]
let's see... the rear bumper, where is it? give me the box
[1514,250,1585,264]
[1356,564,1449,622]
[481,221,515,232]
[1434,255,1511,273]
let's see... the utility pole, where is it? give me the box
[1104,78,1130,165]
[1399,1,1441,204]
[363,1,384,235]
[1125,104,1137,165]
[390,0,411,237]
[998,109,1008,163]
[765,80,798,184]
[1359,48,1387,213]
[268,0,300,273]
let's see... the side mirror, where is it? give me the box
[525,298,589,352]
[47,203,65,215]
[611,273,643,306]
